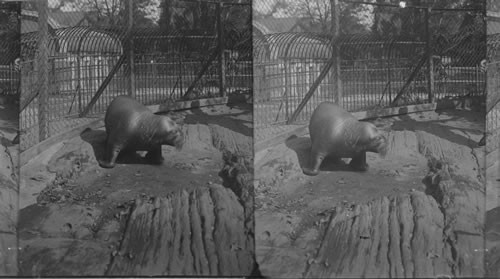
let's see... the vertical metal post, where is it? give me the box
[387,43,393,102]
[424,7,434,103]
[127,0,135,98]
[284,61,289,120]
[9,61,13,93]
[38,0,49,141]
[331,0,342,107]
[77,55,82,113]
[217,2,226,97]
[179,54,183,98]
[476,64,480,94]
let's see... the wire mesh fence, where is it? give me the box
[430,8,486,99]
[0,63,19,96]
[253,0,486,133]
[20,0,252,151]
[486,21,500,158]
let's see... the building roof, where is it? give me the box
[253,17,317,35]
[488,11,500,35]
[21,9,88,33]
[22,26,123,57]
[253,17,301,34]
[21,9,62,31]
[254,32,332,61]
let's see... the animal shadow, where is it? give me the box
[285,135,353,173]
[80,128,150,167]
[0,136,15,148]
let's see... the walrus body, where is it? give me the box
[99,95,184,169]
[303,102,388,176]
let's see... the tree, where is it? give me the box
[0,3,20,64]
[254,0,372,35]
[222,3,252,56]
[488,0,500,13]
[369,0,485,66]
[24,0,162,29]
[253,0,290,19]
[158,0,220,34]
[371,0,427,40]
[371,0,485,40]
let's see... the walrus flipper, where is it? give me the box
[303,150,324,176]
[349,152,368,171]
[99,141,121,169]
[145,145,164,165]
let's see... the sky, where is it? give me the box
[46,0,161,24]
[48,0,63,9]
[253,0,374,27]
[253,0,288,17]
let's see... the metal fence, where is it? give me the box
[254,2,486,129]
[20,0,252,151]
[487,31,500,161]
[0,62,19,96]
[0,3,20,97]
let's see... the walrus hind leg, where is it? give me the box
[303,152,325,176]
[349,152,368,171]
[145,145,164,165]
[117,147,137,161]
[99,143,121,169]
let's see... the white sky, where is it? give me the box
[254,0,374,27]
[253,0,274,15]
[254,0,289,17]
[48,0,61,8]
[46,0,161,24]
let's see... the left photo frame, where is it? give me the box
[16,0,256,277]
[0,0,20,276]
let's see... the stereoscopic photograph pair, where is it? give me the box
[0,0,499,278]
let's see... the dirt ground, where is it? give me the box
[255,108,486,278]
[0,102,19,275]
[487,206,500,277]
[18,103,254,276]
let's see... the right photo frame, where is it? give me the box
[7,0,500,277]
[486,0,500,277]
[254,0,491,277]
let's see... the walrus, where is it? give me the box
[99,95,184,169]
[302,102,388,176]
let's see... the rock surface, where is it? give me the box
[19,104,256,276]
[0,103,19,276]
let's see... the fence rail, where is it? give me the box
[254,36,486,128]
[0,63,19,95]
[20,1,252,152]
[20,46,252,150]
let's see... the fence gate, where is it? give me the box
[253,1,485,128]
[20,0,252,151]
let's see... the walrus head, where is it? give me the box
[159,116,185,150]
[364,123,388,157]
[372,133,388,157]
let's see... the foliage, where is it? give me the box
[23,0,161,29]
[0,3,20,64]
[253,0,372,35]
[430,0,486,66]
[372,0,425,40]
[222,4,252,55]
[370,0,485,65]
[158,0,222,35]
[487,0,499,13]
